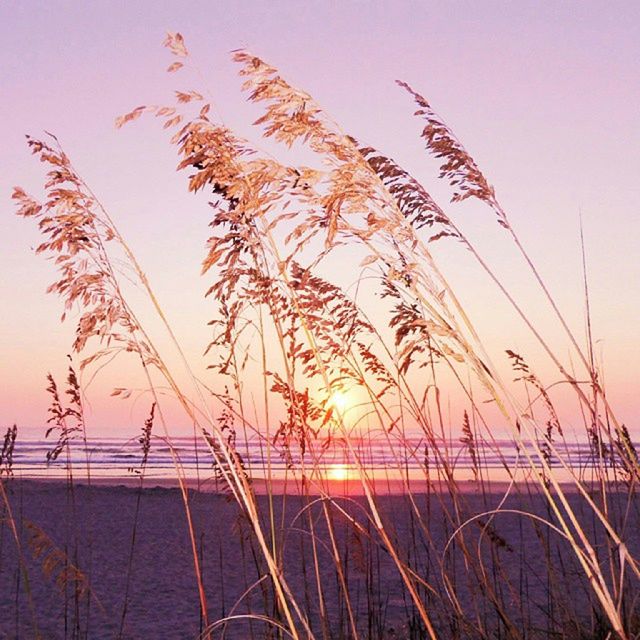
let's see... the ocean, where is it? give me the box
[7,433,627,485]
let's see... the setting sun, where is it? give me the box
[328,390,349,413]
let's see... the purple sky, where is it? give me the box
[2,1,639,436]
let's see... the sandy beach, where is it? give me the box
[1,478,637,639]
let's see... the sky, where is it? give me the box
[1,1,639,438]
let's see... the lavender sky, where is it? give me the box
[1,1,638,437]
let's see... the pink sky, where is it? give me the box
[1,1,638,437]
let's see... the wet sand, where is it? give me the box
[0,478,637,639]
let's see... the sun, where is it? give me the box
[328,390,349,413]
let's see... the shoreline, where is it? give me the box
[6,472,626,496]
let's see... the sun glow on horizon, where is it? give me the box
[328,390,350,414]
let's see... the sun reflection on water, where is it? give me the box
[327,463,352,481]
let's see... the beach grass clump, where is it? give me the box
[7,32,639,639]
